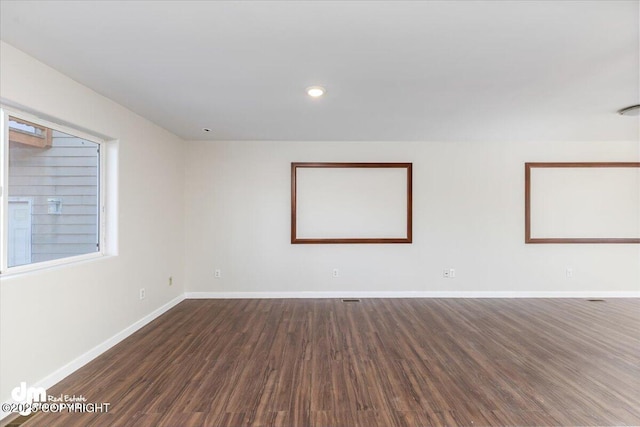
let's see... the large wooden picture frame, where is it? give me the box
[525,162,640,244]
[291,162,413,244]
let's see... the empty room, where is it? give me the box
[0,1,638,426]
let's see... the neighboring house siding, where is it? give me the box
[8,130,98,263]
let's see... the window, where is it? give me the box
[1,108,105,273]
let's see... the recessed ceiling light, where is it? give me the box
[202,128,212,132]
[617,105,640,116]
[306,86,326,98]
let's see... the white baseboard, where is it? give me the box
[0,294,185,422]
[185,291,640,299]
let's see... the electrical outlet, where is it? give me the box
[566,268,573,278]
[443,269,450,278]
[169,276,173,286]
[139,288,146,300]
[214,269,221,278]
[332,268,339,278]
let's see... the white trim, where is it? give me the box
[0,294,185,421]
[0,110,8,273]
[185,291,640,299]
[1,252,105,277]
[98,130,106,258]
[0,105,106,145]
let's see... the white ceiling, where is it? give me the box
[1,1,638,142]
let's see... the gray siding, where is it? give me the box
[8,130,99,263]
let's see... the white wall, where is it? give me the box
[184,140,639,295]
[0,42,185,403]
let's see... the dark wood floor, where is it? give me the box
[15,298,640,426]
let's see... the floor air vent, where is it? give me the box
[342,299,361,303]
[587,299,605,302]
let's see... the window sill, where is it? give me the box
[0,252,109,278]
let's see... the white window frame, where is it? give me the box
[0,107,106,275]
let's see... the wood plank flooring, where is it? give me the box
[15,298,640,426]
